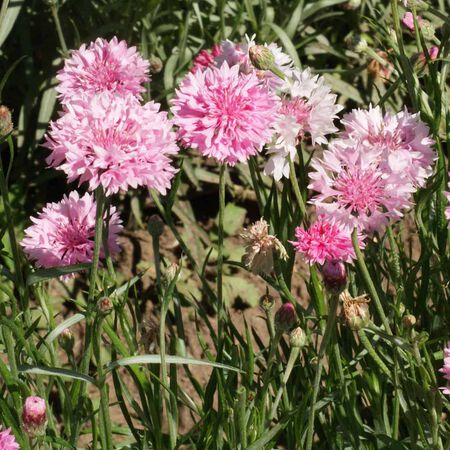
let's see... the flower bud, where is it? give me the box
[322,260,347,294]
[147,214,164,238]
[289,326,306,348]
[0,106,13,138]
[248,45,276,71]
[412,46,439,73]
[402,314,416,328]
[58,328,75,353]
[401,11,421,31]
[149,55,163,74]
[341,290,370,331]
[22,396,46,436]
[163,262,179,286]
[349,35,368,53]
[341,0,361,9]
[259,291,275,312]
[98,296,113,314]
[367,50,393,82]
[275,303,297,332]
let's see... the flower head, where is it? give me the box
[192,44,221,72]
[341,290,371,331]
[0,428,19,450]
[241,218,287,274]
[21,191,122,269]
[402,11,422,30]
[309,140,415,234]
[56,37,149,103]
[45,92,178,196]
[264,68,342,181]
[0,105,13,137]
[290,215,360,265]
[440,342,450,395]
[341,105,435,188]
[22,396,47,436]
[172,63,279,165]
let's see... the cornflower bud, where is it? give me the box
[98,296,113,314]
[0,106,13,138]
[275,303,297,332]
[289,326,306,348]
[259,291,275,312]
[402,314,417,328]
[58,328,75,353]
[322,260,347,294]
[149,55,163,74]
[350,35,368,53]
[147,214,165,238]
[249,45,276,71]
[22,396,47,436]
[341,0,361,9]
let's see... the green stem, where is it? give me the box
[289,158,308,226]
[352,229,391,334]
[50,4,69,56]
[268,346,300,422]
[357,329,391,379]
[217,164,226,351]
[305,293,339,450]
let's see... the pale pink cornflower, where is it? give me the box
[264,68,342,180]
[192,44,221,72]
[21,191,122,269]
[290,215,361,265]
[171,62,279,165]
[401,11,422,31]
[0,428,19,450]
[56,37,149,104]
[439,342,450,395]
[45,92,178,196]
[309,140,415,234]
[341,105,435,188]
[215,35,293,89]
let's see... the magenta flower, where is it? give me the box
[45,92,179,196]
[21,191,122,269]
[401,11,421,30]
[309,141,414,234]
[440,342,450,395]
[290,215,360,265]
[341,106,435,188]
[22,396,46,436]
[171,63,279,165]
[56,37,149,104]
[0,428,19,450]
[192,44,221,72]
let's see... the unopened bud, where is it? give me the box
[249,45,276,71]
[341,290,370,331]
[402,314,416,328]
[259,292,275,312]
[147,214,165,237]
[149,55,163,74]
[163,262,179,285]
[341,0,361,9]
[349,35,368,53]
[322,260,347,294]
[275,303,297,332]
[22,396,46,436]
[412,46,439,73]
[58,328,75,353]
[98,297,113,313]
[367,50,393,82]
[0,106,13,138]
[420,20,435,40]
[289,326,306,348]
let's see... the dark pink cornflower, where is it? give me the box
[191,44,221,72]
[440,342,450,395]
[21,191,122,269]
[172,62,279,165]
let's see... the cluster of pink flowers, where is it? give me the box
[0,428,19,450]
[23,37,180,270]
[440,342,450,395]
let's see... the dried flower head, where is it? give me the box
[241,219,287,274]
[341,290,370,330]
[0,105,13,137]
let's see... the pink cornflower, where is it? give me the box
[0,428,19,450]
[21,191,122,269]
[402,11,422,31]
[264,68,342,180]
[309,140,414,234]
[56,37,149,104]
[290,215,360,265]
[192,44,221,72]
[439,342,450,395]
[443,181,450,226]
[171,62,279,165]
[45,92,178,196]
[341,105,435,188]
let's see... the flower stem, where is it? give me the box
[217,164,226,352]
[351,229,392,335]
[306,293,339,450]
[357,329,391,379]
[289,158,308,226]
[50,3,69,57]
